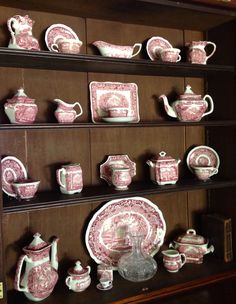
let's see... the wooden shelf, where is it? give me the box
[7,258,236,304]
[3,179,236,213]
[1,120,236,130]
[0,48,234,76]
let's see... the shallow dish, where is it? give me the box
[89,81,140,123]
[85,196,166,268]
[146,36,172,61]
[45,23,80,51]
[1,156,28,197]
[186,145,220,173]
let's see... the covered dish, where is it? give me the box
[169,228,214,264]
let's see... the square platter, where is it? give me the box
[89,81,140,123]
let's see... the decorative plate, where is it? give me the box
[100,155,136,185]
[186,145,220,173]
[85,196,166,267]
[146,36,173,61]
[1,156,28,197]
[89,81,140,123]
[45,23,79,51]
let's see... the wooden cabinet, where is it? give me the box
[0,0,236,303]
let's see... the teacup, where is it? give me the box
[108,107,128,118]
[51,38,83,54]
[160,48,181,63]
[12,180,40,199]
[99,278,112,289]
[192,166,218,181]
[162,249,186,273]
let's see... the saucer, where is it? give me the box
[96,283,113,291]
[102,116,136,123]
[186,145,220,173]
[45,24,80,51]
[146,36,172,61]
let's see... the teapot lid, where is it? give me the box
[26,233,49,251]
[179,85,201,100]
[7,88,35,104]
[176,229,206,245]
[68,261,89,276]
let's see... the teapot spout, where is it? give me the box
[159,94,177,118]
[51,237,59,271]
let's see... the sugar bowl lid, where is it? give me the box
[67,261,90,276]
[176,229,206,245]
[179,85,201,101]
[152,151,179,164]
[7,87,35,104]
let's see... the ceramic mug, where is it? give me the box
[162,249,186,273]
[160,48,181,63]
[192,166,218,181]
[51,38,83,54]
[56,163,83,194]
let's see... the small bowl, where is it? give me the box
[192,166,218,181]
[51,38,83,54]
[12,180,40,199]
[108,107,128,118]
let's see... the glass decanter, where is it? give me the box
[117,233,157,282]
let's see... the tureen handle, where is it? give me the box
[186,229,196,235]
[202,94,214,117]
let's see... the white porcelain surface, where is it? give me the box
[89,81,140,123]
[85,196,166,268]
[101,116,135,123]
[146,36,172,61]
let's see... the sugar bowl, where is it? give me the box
[65,261,91,292]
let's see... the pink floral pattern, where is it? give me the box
[146,36,172,61]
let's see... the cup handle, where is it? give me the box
[75,102,83,118]
[176,54,181,62]
[211,168,218,176]
[56,168,66,188]
[130,43,142,58]
[202,94,214,117]
[205,42,216,62]
[180,253,186,268]
[51,43,59,52]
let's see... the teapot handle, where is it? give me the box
[131,43,142,58]
[56,168,66,188]
[205,42,216,62]
[202,94,214,117]
[7,18,17,45]
[74,102,83,118]
[14,254,30,292]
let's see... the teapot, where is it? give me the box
[53,99,83,123]
[7,15,40,50]
[14,233,59,301]
[65,260,91,292]
[4,88,38,124]
[159,85,214,122]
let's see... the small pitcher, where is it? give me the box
[186,41,216,64]
[162,249,186,273]
[56,163,83,194]
[53,99,83,123]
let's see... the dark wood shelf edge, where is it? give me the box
[3,179,236,213]
[112,268,236,304]
[0,48,234,76]
[1,120,236,130]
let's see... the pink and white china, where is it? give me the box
[96,278,113,291]
[146,151,181,185]
[160,48,181,63]
[65,261,91,292]
[107,107,128,118]
[45,24,80,52]
[186,41,216,64]
[14,233,59,301]
[12,180,40,200]
[100,154,136,186]
[169,229,214,264]
[92,41,142,58]
[186,145,220,173]
[111,167,132,190]
[162,249,186,273]
[1,156,27,197]
[192,166,218,181]
[7,15,40,50]
[4,88,38,124]
[159,85,214,122]
[56,163,83,194]
[97,264,113,281]
[51,38,83,54]
[53,99,83,123]
[85,196,166,268]
[101,116,135,123]
[89,81,140,123]
[146,36,173,61]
